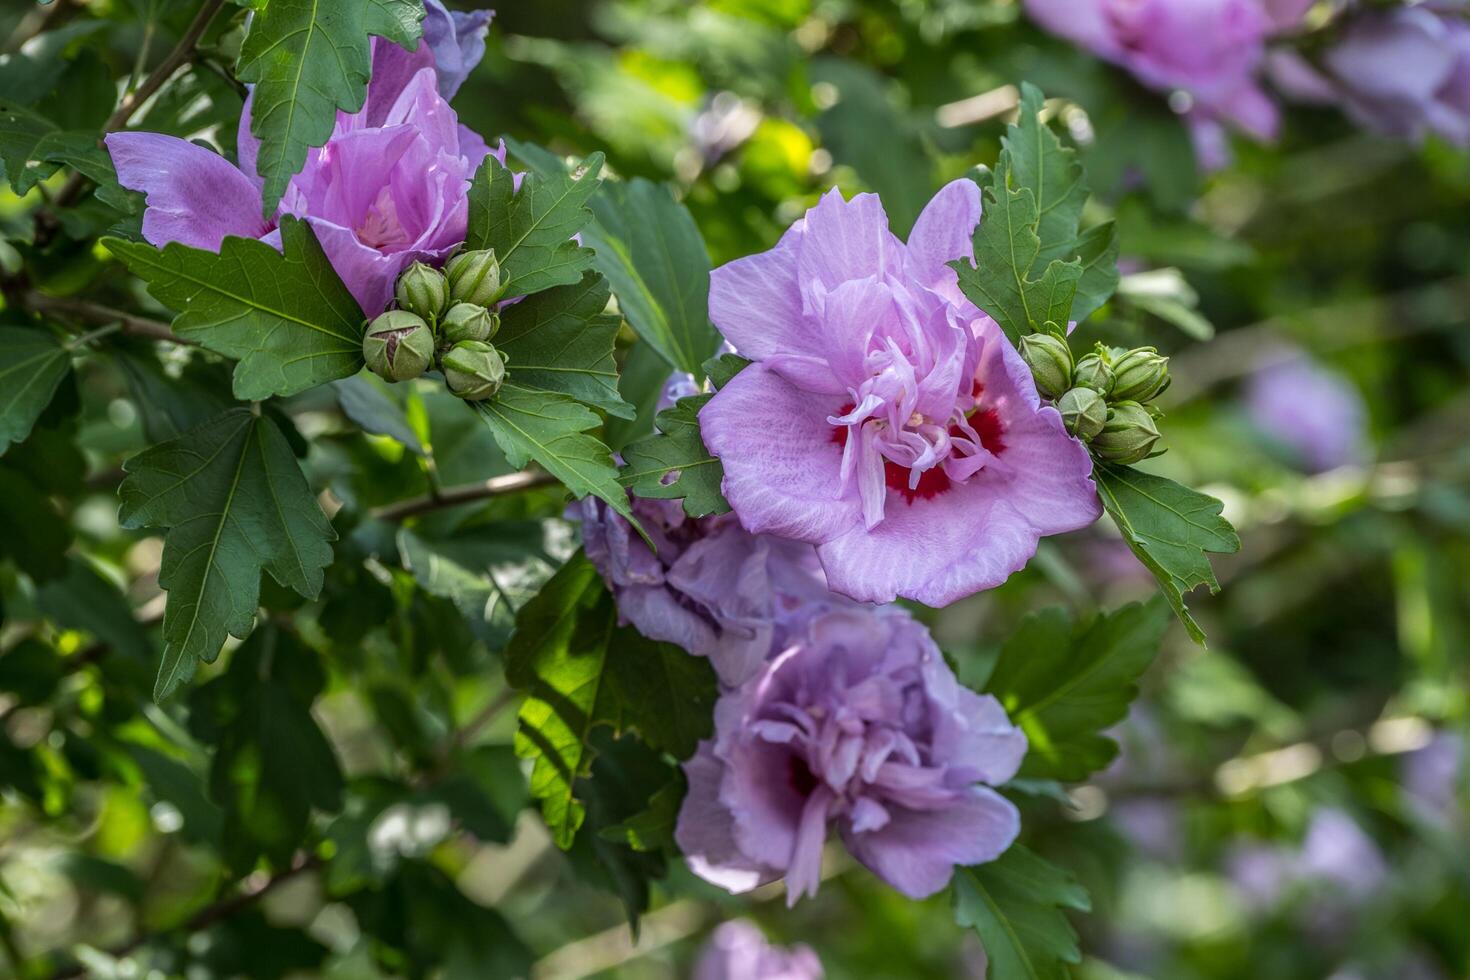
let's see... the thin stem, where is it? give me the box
[19,290,192,346]
[370,470,559,522]
[66,323,123,349]
[51,0,230,209]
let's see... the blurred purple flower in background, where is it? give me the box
[1243,351,1369,473]
[1402,732,1463,826]
[1270,4,1470,147]
[693,920,824,980]
[107,1,495,315]
[676,607,1026,903]
[1023,0,1313,168]
[699,182,1100,606]
[1298,807,1389,902]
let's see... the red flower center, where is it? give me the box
[831,383,1007,504]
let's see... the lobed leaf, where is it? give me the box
[494,271,633,418]
[1095,463,1240,646]
[617,394,730,518]
[475,384,638,526]
[465,152,605,298]
[236,0,426,212]
[953,846,1092,980]
[104,217,366,400]
[985,597,1171,781]
[118,408,336,700]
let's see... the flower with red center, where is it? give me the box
[698,182,1101,606]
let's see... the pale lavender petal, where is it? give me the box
[796,188,902,290]
[842,789,1020,899]
[699,365,862,543]
[106,132,269,250]
[905,178,982,291]
[305,216,423,315]
[677,745,776,894]
[707,227,805,361]
[362,36,438,128]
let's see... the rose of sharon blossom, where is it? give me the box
[1024,0,1311,166]
[698,183,1100,606]
[1244,352,1368,473]
[676,607,1026,902]
[106,1,496,315]
[1272,6,1470,147]
[693,920,824,980]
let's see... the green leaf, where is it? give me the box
[583,178,719,376]
[334,374,425,454]
[0,467,71,581]
[0,103,134,212]
[950,83,1117,342]
[1094,464,1240,646]
[985,598,1170,781]
[0,327,70,455]
[505,553,715,847]
[118,408,336,700]
[1069,221,1121,324]
[397,523,560,649]
[104,217,366,399]
[703,352,750,391]
[0,100,56,190]
[35,556,152,665]
[495,272,633,418]
[618,394,730,518]
[116,352,236,443]
[465,152,605,298]
[953,846,1091,980]
[236,0,426,213]
[1003,84,1088,272]
[188,626,343,873]
[475,384,638,526]
[598,776,682,854]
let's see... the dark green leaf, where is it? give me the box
[618,394,730,518]
[0,467,70,581]
[188,627,344,872]
[583,178,719,376]
[505,552,715,847]
[118,408,336,700]
[104,217,366,399]
[985,598,1170,781]
[0,326,70,455]
[465,152,605,298]
[495,272,633,418]
[598,776,683,854]
[703,352,750,390]
[116,351,236,442]
[1095,464,1240,646]
[953,846,1091,980]
[35,556,152,665]
[236,0,426,212]
[397,522,559,649]
[334,374,425,454]
[1069,221,1120,324]
[476,384,637,526]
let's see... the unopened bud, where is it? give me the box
[1058,386,1107,442]
[395,261,449,322]
[1019,332,1074,399]
[445,249,503,307]
[1092,400,1161,464]
[364,310,434,382]
[440,302,499,345]
[1109,347,1170,403]
[1072,351,1114,395]
[443,340,507,401]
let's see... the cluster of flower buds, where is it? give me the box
[361,249,509,401]
[1019,327,1170,466]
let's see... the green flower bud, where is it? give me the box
[1019,332,1075,399]
[440,302,499,345]
[1057,386,1107,442]
[1092,400,1161,464]
[364,311,434,382]
[1072,351,1114,395]
[443,340,507,401]
[395,261,449,322]
[445,249,503,307]
[1109,346,1170,403]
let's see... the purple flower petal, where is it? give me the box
[106,132,270,250]
[842,788,1020,899]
